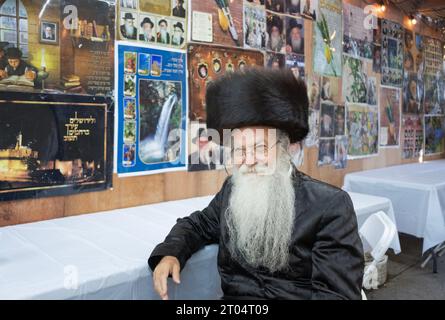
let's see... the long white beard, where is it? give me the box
[270,34,281,50]
[226,143,295,273]
[172,34,181,45]
[125,23,134,37]
[291,38,302,51]
[160,29,168,42]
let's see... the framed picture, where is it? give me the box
[39,21,59,45]
[0,91,114,202]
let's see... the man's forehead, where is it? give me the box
[232,126,278,143]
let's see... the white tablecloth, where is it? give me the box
[0,190,400,299]
[344,160,445,253]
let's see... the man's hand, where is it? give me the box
[152,256,181,300]
[0,70,7,79]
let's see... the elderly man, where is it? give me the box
[120,12,137,40]
[148,69,364,300]
[157,19,170,44]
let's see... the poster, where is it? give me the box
[401,115,423,159]
[266,52,286,69]
[424,115,445,155]
[188,43,264,122]
[420,36,444,115]
[379,87,401,147]
[334,135,348,169]
[301,0,318,20]
[402,71,423,114]
[346,102,379,158]
[188,122,225,172]
[342,55,368,103]
[381,19,403,87]
[305,109,320,147]
[307,73,321,110]
[0,0,115,96]
[192,0,243,47]
[320,101,335,138]
[372,18,381,73]
[266,12,286,53]
[321,76,340,104]
[342,3,373,60]
[313,0,342,77]
[116,43,187,176]
[318,138,334,166]
[117,0,187,49]
[0,92,113,202]
[244,1,267,50]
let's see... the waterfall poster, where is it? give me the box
[312,0,342,77]
[116,42,187,176]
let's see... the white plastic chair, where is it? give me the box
[359,211,397,290]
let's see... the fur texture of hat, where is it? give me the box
[206,68,309,144]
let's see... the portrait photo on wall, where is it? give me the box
[319,101,335,138]
[301,0,317,20]
[266,52,285,69]
[188,123,225,172]
[402,71,423,114]
[305,108,320,147]
[266,12,285,53]
[318,138,335,166]
[334,135,348,169]
[0,92,113,202]
[40,21,59,45]
[285,16,304,55]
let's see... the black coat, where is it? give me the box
[148,169,364,300]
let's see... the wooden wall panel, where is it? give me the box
[0,0,443,227]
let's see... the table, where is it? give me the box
[344,160,445,254]
[0,190,400,299]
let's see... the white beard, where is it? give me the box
[291,38,302,51]
[160,29,168,43]
[226,142,295,273]
[270,34,281,51]
[172,34,182,45]
[125,23,134,37]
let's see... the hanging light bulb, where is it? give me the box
[378,0,386,12]
[410,14,417,25]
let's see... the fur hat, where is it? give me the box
[206,68,309,144]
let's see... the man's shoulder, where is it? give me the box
[294,171,351,209]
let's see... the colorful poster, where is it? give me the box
[424,115,445,155]
[334,135,348,169]
[423,36,443,76]
[313,0,342,77]
[305,109,320,147]
[401,115,423,159]
[192,0,243,47]
[244,1,267,50]
[424,73,445,115]
[117,0,187,49]
[381,19,403,87]
[346,103,379,158]
[342,55,368,103]
[402,71,423,114]
[334,104,345,136]
[188,43,264,122]
[342,3,373,60]
[116,43,187,176]
[0,0,115,95]
[306,73,321,110]
[379,87,401,147]
[0,92,113,201]
[318,138,335,166]
[372,18,381,73]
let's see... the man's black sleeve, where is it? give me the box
[148,178,230,272]
[311,191,364,300]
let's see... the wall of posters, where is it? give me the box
[116,43,187,176]
[346,102,379,158]
[191,0,242,47]
[0,0,115,96]
[379,87,401,147]
[380,19,403,87]
[424,115,445,155]
[401,115,423,159]
[312,0,342,77]
[0,92,113,201]
[117,0,187,49]
[188,43,264,122]
[342,3,372,60]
